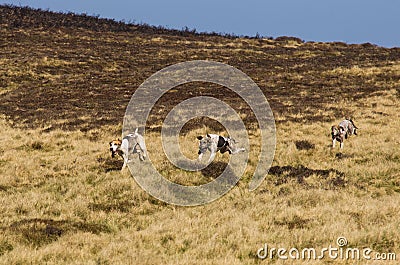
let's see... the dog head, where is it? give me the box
[109,139,122,158]
[197,135,212,155]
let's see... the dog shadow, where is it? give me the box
[200,161,238,186]
[97,157,123,172]
[175,160,236,180]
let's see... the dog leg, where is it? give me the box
[141,148,147,160]
[207,151,217,164]
[332,139,336,148]
[139,152,145,161]
[121,160,127,171]
[136,138,147,161]
[340,142,344,149]
[121,153,129,171]
[198,152,204,161]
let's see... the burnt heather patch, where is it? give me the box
[1,6,399,131]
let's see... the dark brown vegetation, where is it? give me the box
[1,5,399,132]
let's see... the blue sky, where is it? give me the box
[2,0,399,47]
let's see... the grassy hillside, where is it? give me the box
[1,5,400,264]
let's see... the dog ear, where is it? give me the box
[197,136,203,140]
[206,134,211,138]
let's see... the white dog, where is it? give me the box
[196,134,245,163]
[109,128,147,170]
[331,118,358,149]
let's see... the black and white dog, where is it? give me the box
[109,128,147,170]
[197,134,245,163]
[331,118,358,149]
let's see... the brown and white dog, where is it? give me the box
[109,128,147,170]
[197,134,245,163]
[331,118,358,149]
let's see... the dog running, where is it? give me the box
[331,118,358,150]
[109,128,147,170]
[197,134,245,163]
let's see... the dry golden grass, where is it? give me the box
[1,89,400,264]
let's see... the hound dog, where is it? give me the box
[331,118,358,149]
[197,134,245,163]
[109,128,147,170]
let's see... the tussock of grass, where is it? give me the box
[0,241,13,256]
